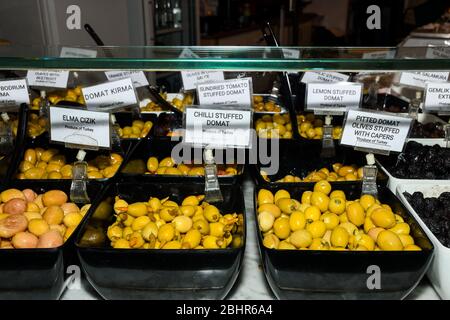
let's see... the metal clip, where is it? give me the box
[204,148,223,203]
[267,80,280,104]
[365,76,380,108]
[70,150,90,204]
[361,153,378,198]
[0,113,13,156]
[320,115,335,158]
[408,91,422,121]
[445,124,450,149]
[39,90,50,118]
[110,114,122,149]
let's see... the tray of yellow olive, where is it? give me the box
[252,95,285,113]
[30,87,85,109]
[254,180,433,300]
[14,144,126,181]
[297,113,343,140]
[76,181,245,300]
[253,141,387,187]
[254,113,293,139]
[140,92,194,113]
[113,112,156,140]
[0,180,103,299]
[120,139,243,184]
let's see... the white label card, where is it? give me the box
[362,50,396,59]
[181,71,225,90]
[50,107,111,149]
[301,71,350,83]
[184,107,252,148]
[104,71,149,88]
[306,82,362,113]
[282,48,301,59]
[26,70,69,88]
[82,78,137,111]
[398,72,449,88]
[340,110,412,153]
[425,46,450,59]
[0,79,30,108]
[424,82,450,112]
[60,47,98,58]
[197,78,252,107]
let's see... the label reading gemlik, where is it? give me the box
[184,107,252,148]
[197,78,252,107]
[181,71,224,90]
[398,72,449,88]
[340,110,412,153]
[104,71,149,88]
[27,70,69,88]
[0,79,30,108]
[50,107,110,148]
[424,82,450,112]
[306,82,362,113]
[301,72,350,83]
[82,78,137,111]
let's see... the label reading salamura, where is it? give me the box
[398,71,449,88]
[306,82,362,113]
[0,79,30,108]
[184,107,252,148]
[340,110,412,153]
[424,82,450,112]
[301,71,350,83]
[82,78,137,111]
[50,107,110,148]
[26,70,69,88]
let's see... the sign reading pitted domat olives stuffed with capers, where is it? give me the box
[257,180,421,251]
[107,194,244,249]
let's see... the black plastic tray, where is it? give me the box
[120,138,244,184]
[252,139,388,187]
[76,180,246,300]
[0,180,104,299]
[254,184,434,299]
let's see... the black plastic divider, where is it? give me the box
[251,139,388,187]
[75,179,246,300]
[0,179,104,300]
[253,183,434,300]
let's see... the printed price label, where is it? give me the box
[282,48,301,59]
[104,71,149,88]
[50,107,110,148]
[82,78,137,111]
[0,79,30,108]
[425,46,450,59]
[27,70,69,88]
[197,78,252,107]
[181,71,225,91]
[184,107,252,148]
[60,47,98,58]
[398,71,449,88]
[362,50,396,59]
[340,110,412,153]
[306,82,362,113]
[301,72,350,84]
[424,82,450,112]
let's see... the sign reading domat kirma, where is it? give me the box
[81,78,138,111]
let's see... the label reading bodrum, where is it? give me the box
[27,70,69,88]
[60,47,98,58]
[398,71,449,88]
[104,71,149,88]
[301,71,350,83]
[340,110,412,153]
[181,71,225,91]
[82,78,137,111]
[424,82,450,112]
[0,79,30,108]
[306,82,362,113]
[184,107,252,148]
[50,107,110,148]
[197,78,252,107]
[425,46,450,59]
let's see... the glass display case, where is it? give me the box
[0,45,449,300]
